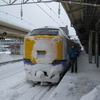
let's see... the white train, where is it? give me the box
[24,26,80,85]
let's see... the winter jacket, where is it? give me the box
[69,48,79,59]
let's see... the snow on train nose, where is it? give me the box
[49,64,64,78]
[31,38,57,64]
[35,71,45,78]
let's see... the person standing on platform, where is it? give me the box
[68,45,79,73]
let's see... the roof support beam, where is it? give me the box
[0,0,53,7]
[61,3,75,26]
[73,21,82,25]
[2,0,8,4]
[59,0,100,7]
[23,0,29,4]
[68,6,85,13]
[11,0,17,4]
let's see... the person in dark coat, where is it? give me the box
[69,45,79,73]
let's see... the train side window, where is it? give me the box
[58,30,63,36]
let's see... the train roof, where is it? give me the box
[26,26,70,38]
[34,26,59,30]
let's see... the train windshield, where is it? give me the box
[30,28,59,36]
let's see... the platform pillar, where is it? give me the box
[89,31,92,63]
[95,31,99,67]
[19,39,21,45]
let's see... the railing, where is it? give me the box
[0,40,24,44]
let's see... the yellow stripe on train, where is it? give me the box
[24,36,62,64]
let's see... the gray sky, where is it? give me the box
[0,1,76,35]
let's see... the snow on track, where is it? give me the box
[17,85,56,100]
[0,61,24,80]
[32,86,53,100]
[17,85,45,100]
[40,85,57,100]
[0,60,57,100]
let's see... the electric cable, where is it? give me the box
[34,2,61,26]
[44,3,65,26]
[0,10,37,28]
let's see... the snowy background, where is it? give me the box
[0,51,100,100]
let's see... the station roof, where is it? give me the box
[0,19,30,39]
[60,0,100,43]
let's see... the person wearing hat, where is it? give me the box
[68,45,79,73]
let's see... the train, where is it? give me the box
[23,26,81,85]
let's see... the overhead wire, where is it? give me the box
[44,2,65,26]
[35,3,61,26]
[0,2,65,27]
[0,10,37,28]
[33,1,62,26]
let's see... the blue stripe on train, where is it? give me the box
[52,60,67,69]
[23,60,36,65]
[24,60,68,70]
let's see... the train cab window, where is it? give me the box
[37,51,46,59]
[30,28,59,36]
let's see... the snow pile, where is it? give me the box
[80,85,100,100]
[0,54,14,62]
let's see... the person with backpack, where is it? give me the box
[69,45,79,73]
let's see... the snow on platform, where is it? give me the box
[10,54,23,60]
[48,51,100,100]
[0,53,23,63]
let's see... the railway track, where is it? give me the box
[0,69,25,80]
[16,84,56,100]
[0,59,23,66]
[0,59,24,80]
[0,59,57,100]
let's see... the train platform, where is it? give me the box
[48,51,100,100]
[0,53,23,63]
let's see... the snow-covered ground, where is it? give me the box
[10,55,23,60]
[0,51,100,100]
[0,53,23,63]
[0,51,11,55]
[0,61,27,100]
[0,55,56,100]
[48,51,100,100]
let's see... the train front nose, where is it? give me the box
[24,36,63,83]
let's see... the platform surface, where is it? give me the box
[48,51,100,100]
